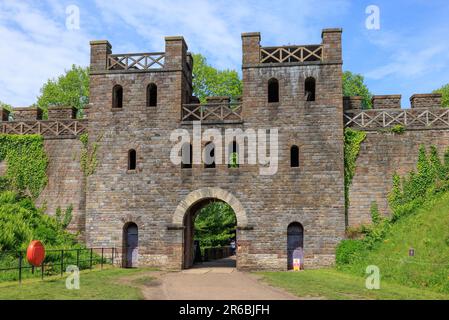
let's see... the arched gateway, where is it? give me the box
[172,187,248,269]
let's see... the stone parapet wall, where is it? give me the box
[348,129,449,226]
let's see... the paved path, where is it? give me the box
[140,257,298,300]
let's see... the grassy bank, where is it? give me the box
[259,269,449,300]
[339,192,449,293]
[0,266,156,300]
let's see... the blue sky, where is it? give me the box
[0,0,448,107]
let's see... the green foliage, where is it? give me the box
[0,135,48,198]
[338,192,449,293]
[342,71,373,109]
[388,145,447,222]
[0,101,12,112]
[433,83,449,107]
[228,152,239,168]
[55,205,73,229]
[194,202,236,248]
[335,240,366,265]
[80,133,100,177]
[338,145,449,293]
[344,128,367,217]
[37,65,89,118]
[390,124,405,134]
[370,201,381,225]
[192,54,242,103]
[0,191,78,252]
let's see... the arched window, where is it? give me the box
[128,149,136,170]
[268,78,279,103]
[36,108,43,120]
[305,77,316,102]
[2,109,10,122]
[290,145,299,168]
[287,222,304,270]
[228,140,239,168]
[147,83,157,107]
[181,143,192,169]
[71,107,78,119]
[204,142,216,169]
[113,85,123,108]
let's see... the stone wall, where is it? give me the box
[348,129,449,226]
[410,94,442,108]
[372,95,401,109]
[36,138,86,236]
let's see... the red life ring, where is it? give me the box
[26,240,46,267]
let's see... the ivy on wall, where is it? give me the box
[344,128,367,222]
[79,133,100,177]
[0,134,48,198]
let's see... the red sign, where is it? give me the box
[26,240,46,267]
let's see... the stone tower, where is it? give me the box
[84,29,346,270]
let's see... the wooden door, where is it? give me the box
[125,224,138,268]
[287,223,303,270]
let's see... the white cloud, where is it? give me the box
[365,44,446,80]
[0,1,91,106]
[364,28,449,80]
[93,0,350,70]
[0,0,350,106]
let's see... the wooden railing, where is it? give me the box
[1,120,88,137]
[108,52,165,70]
[182,103,243,123]
[344,108,449,130]
[260,45,323,63]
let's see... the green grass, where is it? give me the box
[340,192,449,293]
[259,269,449,300]
[131,275,155,287]
[0,266,155,300]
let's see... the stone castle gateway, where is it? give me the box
[1,28,448,270]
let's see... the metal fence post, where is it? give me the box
[90,248,93,269]
[18,252,23,284]
[111,247,115,266]
[76,249,80,268]
[60,250,64,276]
[101,248,104,270]
[41,259,44,280]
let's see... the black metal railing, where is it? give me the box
[0,247,119,283]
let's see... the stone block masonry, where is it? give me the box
[347,130,449,226]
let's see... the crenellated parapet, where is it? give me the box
[242,28,342,67]
[371,95,402,109]
[410,93,442,109]
[89,36,191,75]
[344,93,446,130]
[0,106,86,138]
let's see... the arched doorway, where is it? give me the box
[172,187,249,270]
[123,222,138,268]
[183,199,237,269]
[287,222,304,270]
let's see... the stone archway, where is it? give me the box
[172,187,248,228]
[172,187,248,269]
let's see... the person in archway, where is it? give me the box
[230,239,236,256]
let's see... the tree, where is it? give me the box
[37,65,89,117]
[343,71,373,109]
[194,202,236,248]
[433,84,449,107]
[192,54,242,103]
[0,101,12,111]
